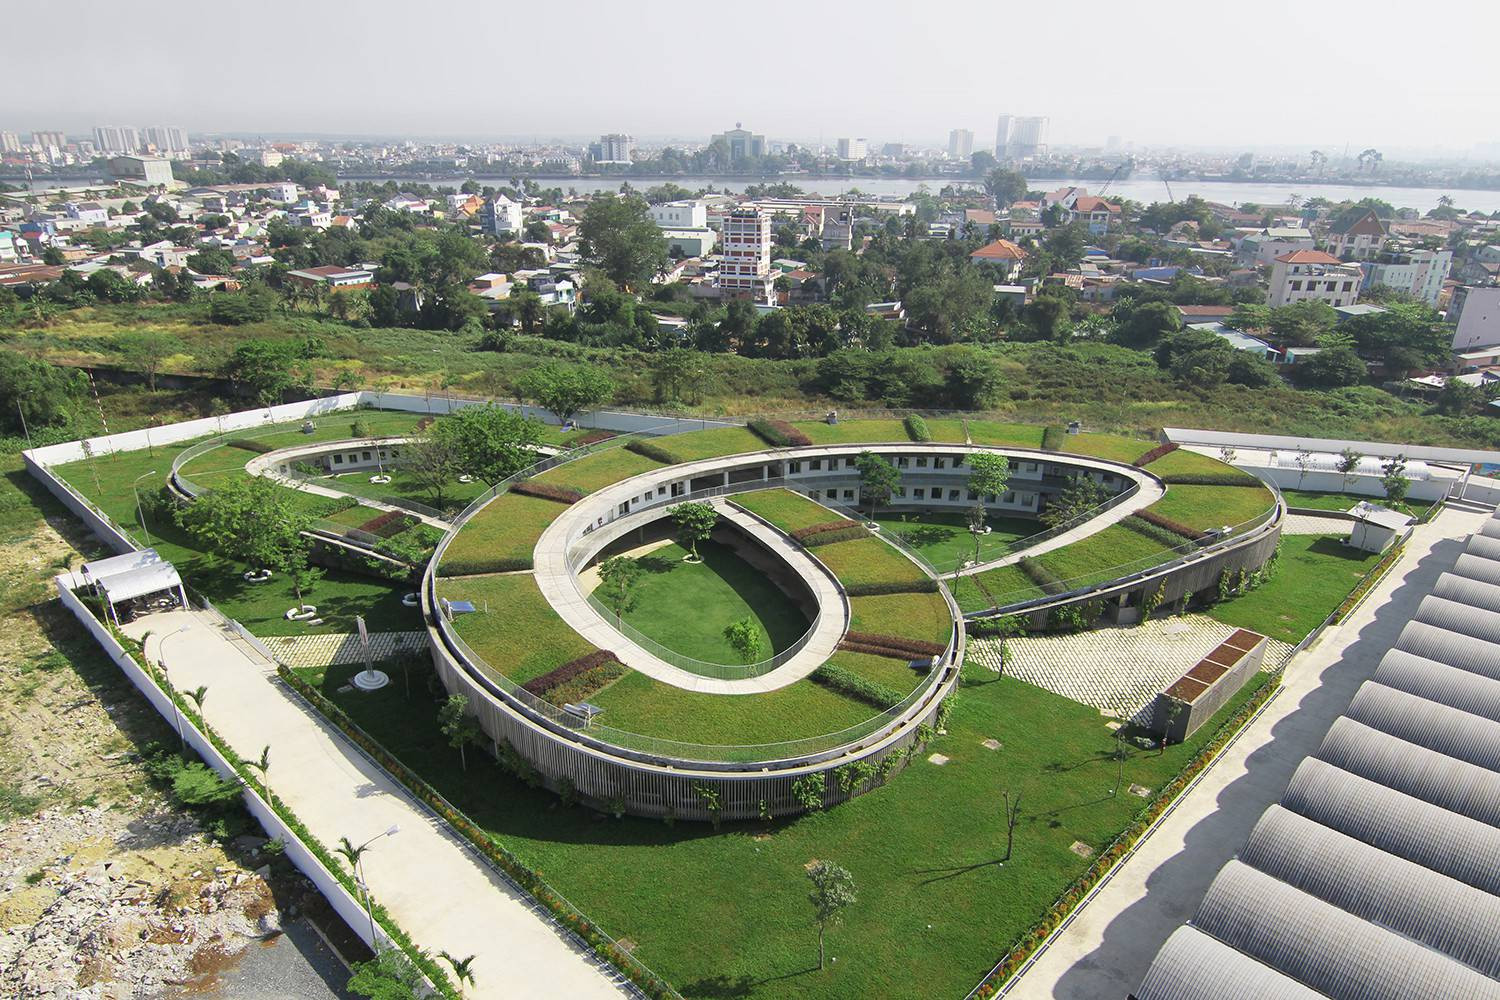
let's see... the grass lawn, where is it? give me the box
[789,419,910,444]
[1150,483,1275,532]
[173,410,430,489]
[661,427,772,462]
[437,572,597,685]
[813,536,932,592]
[924,417,971,443]
[1140,448,1251,479]
[822,650,931,698]
[298,658,1272,1000]
[876,511,1038,572]
[1209,534,1381,644]
[961,564,1042,612]
[314,466,490,512]
[964,420,1046,449]
[534,447,667,494]
[848,591,954,647]
[734,488,848,534]
[1058,432,1154,464]
[613,541,810,664]
[1036,525,1174,589]
[438,491,567,574]
[583,669,877,748]
[1280,488,1432,516]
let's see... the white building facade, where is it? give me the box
[1360,248,1451,306]
[717,207,774,305]
[1266,250,1363,308]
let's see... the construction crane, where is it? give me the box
[1160,170,1175,203]
[1097,157,1133,198]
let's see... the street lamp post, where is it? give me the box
[154,625,192,752]
[132,470,158,547]
[354,824,400,947]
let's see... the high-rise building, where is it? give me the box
[0,131,20,153]
[948,129,974,159]
[32,130,66,150]
[144,126,190,153]
[93,126,140,154]
[711,124,766,162]
[994,115,1047,159]
[717,207,774,305]
[590,133,635,164]
[836,137,867,161]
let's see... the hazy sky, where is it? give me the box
[5,0,1497,155]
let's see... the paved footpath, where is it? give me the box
[123,609,629,1000]
[1002,503,1491,1000]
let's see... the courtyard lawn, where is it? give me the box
[436,491,566,574]
[813,536,932,593]
[533,447,667,494]
[790,419,910,444]
[1280,488,1433,516]
[1141,448,1256,480]
[1059,432,1155,464]
[660,426,771,462]
[1209,534,1381,644]
[961,564,1043,612]
[924,417,971,443]
[437,572,596,685]
[611,541,810,664]
[298,659,1273,1000]
[822,650,931,699]
[1149,483,1276,532]
[876,511,1037,572]
[582,670,877,748]
[173,410,430,488]
[964,420,1046,449]
[848,591,954,648]
[314,466,491,512]
[734,488,848,534]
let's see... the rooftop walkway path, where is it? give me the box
[123,608,631,1000]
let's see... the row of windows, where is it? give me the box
[330,448,395,466]
[1288,279,1355,293]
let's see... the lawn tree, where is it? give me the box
[1040,476,1109,529]
[723,617,763,661]
[806,860,857,971]
[399,432,463,508]
[1293,447,1314,490]
[1110,729,1130,797]
[1000,788,1023,863]
[1381,454,1411,508]
[432,404,543,487]
[221,338,317,405]
[116,330,182,392]
[596,556,643,625]
[175,477,318,610]
[670,501,718,562]
[438,694,482,771]
[854,451,901,526]
[515,362,614,427]
[185,684,208,719]
[245,745,271,798]
[965,453,1012,565]
[1335,447,1363,494]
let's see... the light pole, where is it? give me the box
[154,625,192,752]
[354,824,400,947]
[132,470,158,547]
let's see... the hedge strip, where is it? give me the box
[799,525,870,547]
[512,480,584,505]
[792,520,860,542]
[1040,425,1066,452]
[846,631,945,656]
[1120,514,1189,549]
[227,437,276,453]
[747,418,812,448]
[1017,556,1066,595]
[1330,541,1406,624]
[438,554,533,575]
[1132,441,1179,467]
[844,578,940,596]
[1135,508,1207,541]
[811,662,906,709]
[521,649,622,696]
[904,414,932,442]
[357,509,414,538]
[625,439,683,465]
[1157,471,1261,487]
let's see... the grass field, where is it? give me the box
[660,426,770,462]
[437,572,597,685]
[297,658,1273,1000]
[790,419,911,444]
[847,591,954,647]
[876,511,1037,571]
[734,488,848,534]
[1059,432,1156,464]
[814,536,932,592]
[1035,525,1177,589]
[1149,483,1276,532]
[438,491,567,574]
[612,541,810,664]
[964,420,1047,448]
[534,447,667,494]
[963,564,1043,611]
[1141,448,1256,479]
[1280,488,1433,515]
[923,417,971,443]
[1209,534,1381,644]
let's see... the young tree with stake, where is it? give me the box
[1336,447,1363,495]
[806,861,856,971]
[596,556,643,625]
[438,694,483,771]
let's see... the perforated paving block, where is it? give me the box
[927,753,950,766]
[981,739,1001,750]
[1070,841,1095,859]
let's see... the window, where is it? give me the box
[1290,280,1303,291]
[948,489,960,501]
[1342,281,1353,292]
[348,454,358,463]
[914,488,925,499]
[843,489,854,501]
[967,490,978,501]
[657,485,667,496]
[934,457,946,469]
[916,457,928,467]
[1003,491,1015,503]
[897,457,909,467]
[361,451,371,461]
[810,459,822,471]
[332,454,343,465]
[788,460,801,474]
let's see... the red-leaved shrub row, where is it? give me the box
[791,521,861,542]
[357,510,413,537]
[747,418,812,448]
[1135,508,1207,541]
[569,429,616,446]
[1132,441,1179,467]
[226,438,276,453]
[521,649,621,696]
[845,631,945,656]
[512,480,585,504]
[839,640,934,661]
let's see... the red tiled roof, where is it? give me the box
[970,238,1028,261]
[1275,249,1344,265]
[1072,196,1120,213]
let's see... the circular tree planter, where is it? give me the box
[352,669,391,691]
[243,569,274,584]
[369,474,392,485]
[284,605,318,621]
[865,522,881,532]
[401,592,420,607]
[682,554,703,564]
[457,474,474,484]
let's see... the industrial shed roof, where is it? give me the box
[1451,550,1500,587]
[1432,571,1500,614]
[1345,681,1500,772]
[1315,717,1500,828]
[1134,926,1328,1000]
[1392,620,1500,676]
[1413,593,1500,645]
[1373,649,1500,719]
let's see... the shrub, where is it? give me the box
[844,578,940,596]
[792,521,868,547]
[439,552,533,575]
[747,418,812,448]
[566,429,616,447]
[1157,471,1260,486]
[1040,425,1066,451]
[903,414,932,442]
[521,649,622,697]
[1120,514,1188,549]
[546,660,627,706]
[226,438,275,454]
[1017,556,1066,595]
[845,631,945,656]
[790,773,825,811]
[357,509,415,538]
[1135,508,1206,541]
[624,439,682,465]
[512,480,584,504]
[1132,441,1179,467]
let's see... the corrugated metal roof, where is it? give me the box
[1346,681,1500,772]
[1135,926,1329,1000]
[1240,806,1500,978]
[1393,620,1500,676]
[1462,533,1500,564]
[1372,649,1500,722]
[1432,571,1500,615]
[1315,717,1500,828]
[1194,862,1500,1000]
[1413,594,1500,645]
[1160,426,1500,466]
[1451,551,1500,587]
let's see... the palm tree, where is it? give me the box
[335,835,368,875]
[245,745,271,798]
[439,952,477,995]
[185,685,208,719]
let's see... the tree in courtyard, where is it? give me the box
[577,193,669,291]
[221,338,316,405]
[398,433,463,508]
[596,556,643,626]
[437,694,483,772]
[670,501,718,562]
[432,404,543,487]
[1041,477,1110,530]
[245,745,272,799]
[1000,788,1023,863]
[515,362,614,427]
[1381,454,1411,509]
[1336,447,1363,494]
[116,330,182,392]
[723,617,764,662]
[854,451,901,526]
[806,860,856,971]
[1293,447,1314,490]
[965,453,1012,566]
[1109,728,1130,797]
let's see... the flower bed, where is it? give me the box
[1134,507,1206,541]
[357,509,415,538]
[1132,441,1178,467]
[746,418,812,448]
[520,649,622,696]
[567,429,616,446]
[791,520,868,546]
[844,631,945,657]
[1157,471,1261,487]
[811,661,906,709]
[511,480,585,505]
[226,438,277,454]
[1018,556,1066,595]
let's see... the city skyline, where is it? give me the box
[2,0,1498,156]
